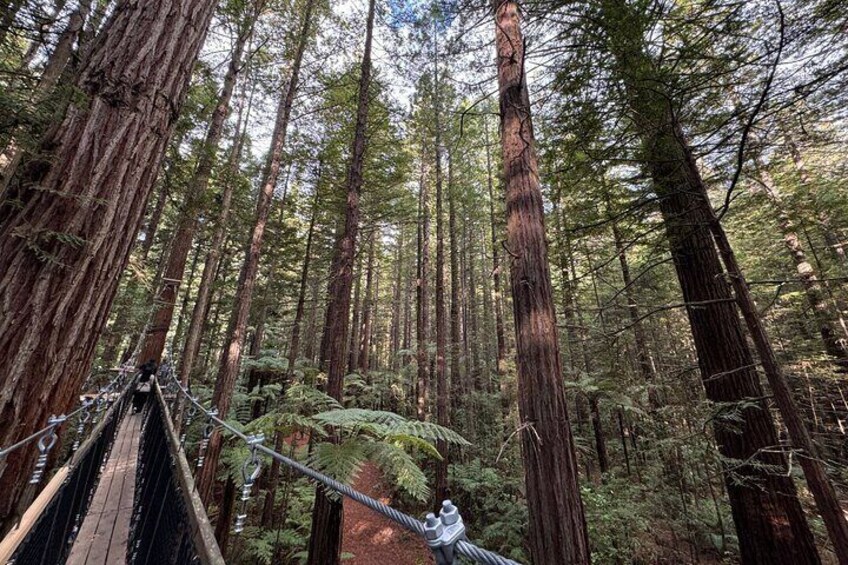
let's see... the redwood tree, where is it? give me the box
[598,0,821,560]
[306,0,376,561]
[137,5,259,366]
[195,0,317,503]
[492,1,590,563]
[0,0,217,529]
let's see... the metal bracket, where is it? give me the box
[234,433,264,533]
[30,415,66,484]
[424,500,467,565]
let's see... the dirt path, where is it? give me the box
[341,463,433,565]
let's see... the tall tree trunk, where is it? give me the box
[707,176,848,562]
[416,152,431,421]
[348,249,363,372]
[137,18,253,366]
[599,2,820,559]
[608,201,655,383]
[214,477,237,557]
[141,178,170,263]
[492,2,590,563]
[390,225,405,370]
[757,167,848,368]
[466,207,481,390]
[0,0,216,530]
[306,0,374,561]
[171,239,202,354]
[448,152,463,416]
[246,299,269,419]
[484,118,507,381]
[304,271,320,364]
[195,0,316,503]
[287,178,321,380]
[175,72,255,432]
[359,229,377,373]
[585,246,612,477]
[783,127,848,267]
[432,41,449,504]
[552,191,590,452]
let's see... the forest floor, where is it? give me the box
[341,462,433,565]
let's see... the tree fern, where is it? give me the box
[366,441,430,502]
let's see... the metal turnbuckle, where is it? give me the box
[195,408,218,469]
[29,415,66,484]
[72,400,94,452]
[180,399,198,448]
[234,433,264,534]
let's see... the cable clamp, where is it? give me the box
[424,500,467,565]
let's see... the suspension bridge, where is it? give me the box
[0,364,520,565]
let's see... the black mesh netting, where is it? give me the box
[128,396,200,565]
[11,394,129,565]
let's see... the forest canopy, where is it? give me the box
[2,0,848,563]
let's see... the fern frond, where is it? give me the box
[309,439,367,485]
[385,433,444,460]
[391,420,471,446]
[367,442,430,502]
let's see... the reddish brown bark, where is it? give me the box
[214,477,237,556]
[177,80,255,393]
[195,0,316,503]
[358,230,377,373]
[287,180,321,379]
[709,200,848,564]
[600,2,821,559]
[416,152,431,421]
[306,0,374,562]
[137,17,253,366]
[696,170,848,560]
[492,2,591,563]
[0,0,216,529]
[0,0,92,196]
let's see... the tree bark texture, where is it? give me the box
[599,1,820,559]
[492,2,591,563]
[177,80,253,393]
[138,19,253,366]
[0,0,216,529]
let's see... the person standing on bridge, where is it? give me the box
[132,359,157,413]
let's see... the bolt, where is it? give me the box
[440,500,459,526]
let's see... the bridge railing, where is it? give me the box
[128,379,224,565]
[0,371,135,564]
[161,366,522,565]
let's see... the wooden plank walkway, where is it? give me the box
[66,411,142,565]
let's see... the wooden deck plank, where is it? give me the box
[66,411,142,565]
